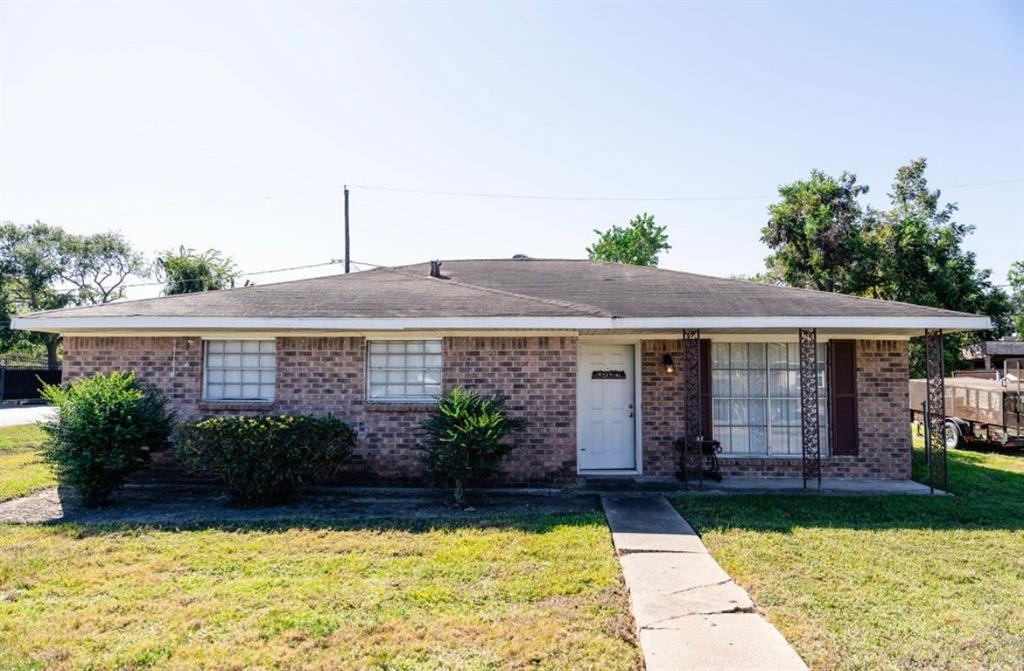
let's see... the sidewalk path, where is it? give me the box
[602,495,808,671]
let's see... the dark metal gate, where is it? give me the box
[0,367,62,402]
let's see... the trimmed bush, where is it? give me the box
[176,415,356,505]
[41,371,174,506]
[420,387,523,507]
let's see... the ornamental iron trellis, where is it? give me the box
[923,329,948,493]
[799,328,822,491]
[680,329,703,487]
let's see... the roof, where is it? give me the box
[12,258,992,334]
[961,339,1024,359]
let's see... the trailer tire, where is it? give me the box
[944,420,964,450]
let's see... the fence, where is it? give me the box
[0,358,62,402]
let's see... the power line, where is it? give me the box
[945,178,1024,189]
[28,258,352,297]
[348,184,775,202]
[13,177,1023,224]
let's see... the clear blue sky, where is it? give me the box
[1,1,1021,298]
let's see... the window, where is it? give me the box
[711,342,828,456]
[367,340,442,401]
[204,340,276,401]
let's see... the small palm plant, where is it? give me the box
[420,387,523,508]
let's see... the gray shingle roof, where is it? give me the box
[15,258,983,324]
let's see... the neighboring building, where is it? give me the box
[960,338,1024,377]
[13,258,990,485]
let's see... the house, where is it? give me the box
[959,337,1024,378]
[12,258,990,486]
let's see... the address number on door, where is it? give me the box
[591,370,626,379]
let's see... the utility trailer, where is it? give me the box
[909,360,1023,450]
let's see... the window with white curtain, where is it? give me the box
[711,342,828,456]
[367,340,442,401]
[203,340,276,401]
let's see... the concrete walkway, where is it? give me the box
[602,494,808,671]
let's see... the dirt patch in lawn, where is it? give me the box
[0,484,600,525]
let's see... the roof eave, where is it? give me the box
[11,314,993,335]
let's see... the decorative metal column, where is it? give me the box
[923,329,947,493]
[798,328,822,491]
[682,329,702,439]
[681,329,703,486]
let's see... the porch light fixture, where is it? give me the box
[662,354,675,374]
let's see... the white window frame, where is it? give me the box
[203,339,276,402]
[711,341,829,458]
[366,339,443,402]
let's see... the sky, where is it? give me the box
[1,1,1022,300]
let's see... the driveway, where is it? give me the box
[0,405,55,427]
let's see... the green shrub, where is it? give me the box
[420,387,523,507]
[176,415,356,505]
[41,371,174,506]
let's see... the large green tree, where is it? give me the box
[760,159,1011,375]
[587,213,670,266]
[1009,260,1024,339]
[156,246,238,295]
[0,221,147,367]
[761,170,874,293]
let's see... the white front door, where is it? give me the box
[578,344,637,470]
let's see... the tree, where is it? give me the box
[760,159,1011,375]
[587,213,670,266]
[863,159,1011,373]
[59,231,147,304]
[0,221,147,368]
[761,170,873,293]
[156,246,239,295]
[1008,260,1024,338]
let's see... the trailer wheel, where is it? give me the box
[944,420,963,450]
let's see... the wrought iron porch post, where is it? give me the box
[798,328,822,491]
[923,329,947,493]
[682,330,701,439]
[681,329,703,487]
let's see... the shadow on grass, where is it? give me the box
[674,449,1024,534]
[31,485,606,537]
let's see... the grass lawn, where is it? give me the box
[0,513,640,670]
[673,446,1024,671]
[0,424,54,502]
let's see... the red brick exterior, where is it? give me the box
[638,338,911,479]
[443,337,577,484]
[640,340,685,476]
[62,334,911,485]
[62,335,577,486]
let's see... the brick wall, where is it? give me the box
[62,335,578,486]
[640,338,911,479]
[443,337,578,484]
[63,334,910,484]
[640,340,685,476]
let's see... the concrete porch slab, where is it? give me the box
[587,476,941,496]
[702,477,939,495]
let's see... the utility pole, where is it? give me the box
[344,185,350,273]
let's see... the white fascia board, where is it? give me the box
[11,314,992,333]
[609,316,993,331]
[11,316,606,332]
